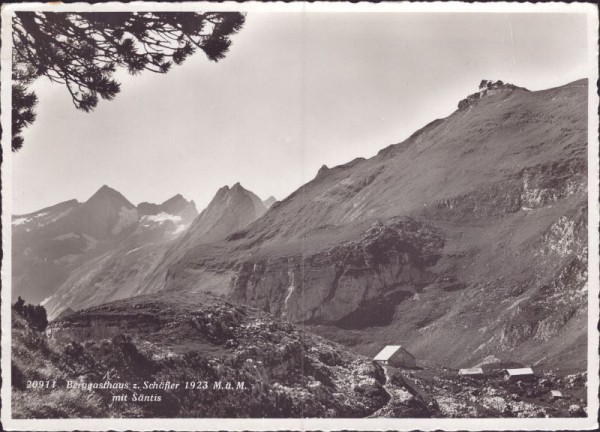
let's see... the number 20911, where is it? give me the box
[26,380,57,389]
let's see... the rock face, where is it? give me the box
[161,79,588,371]
[229,218,444,325]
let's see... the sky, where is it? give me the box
[12,11,591,215]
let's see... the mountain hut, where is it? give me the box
[373,345,416,368]
[504,367,536,382]
[458,367,485,378]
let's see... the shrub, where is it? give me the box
[13,298,48,332]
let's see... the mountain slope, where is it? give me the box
[141,183,267,295]
[12,199,82,303]
[161,79,588,370]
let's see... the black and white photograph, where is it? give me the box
[1,2,598,431]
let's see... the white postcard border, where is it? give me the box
[1,2,598,431]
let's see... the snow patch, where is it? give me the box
[143,212,182,224]
[40,296,53,306]
[12,212,49,226]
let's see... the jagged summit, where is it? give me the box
[138,194,197,218]
[139,183,269,294]
[203,183,265,222]
[221,182,246,193]
[230,182,248,196]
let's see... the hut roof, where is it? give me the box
[459,367,484,375]
[374,345,406,361]
[506,367,534,376]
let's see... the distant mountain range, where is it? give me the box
[12,183,270,319]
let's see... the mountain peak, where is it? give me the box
[96,184,116,195]
[168,193,184,201]
[316,165,330,180]
[161,194,186,207]
[216,182,249,198]
[211,183,261,207]
[263,196,277,209]
[86,185,133,208]
[137,194,197,220]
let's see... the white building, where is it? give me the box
[504,367,536,381]
[458,367,484,377]
[373,345,416,368]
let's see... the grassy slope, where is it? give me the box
[163,79,588,371]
